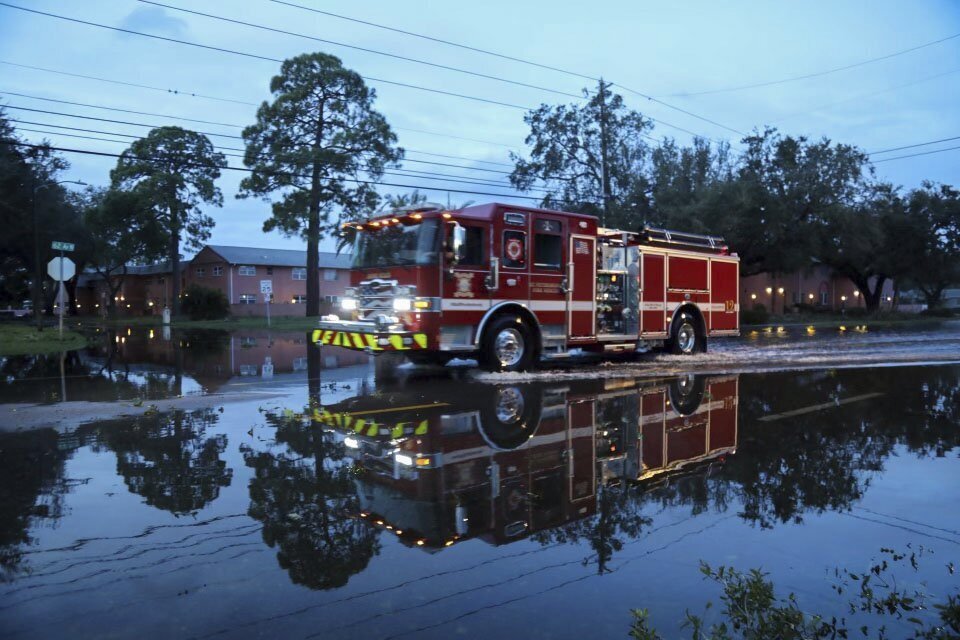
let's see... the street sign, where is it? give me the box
[51,241,75,252]
[47,257,76,281]
[260,280,273,294]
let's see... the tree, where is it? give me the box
[80,187,166,315]
[509,82,654,229]
[898,182,960,308]
[111,126,226,316]
[380,189,427,211]
[736,128,872,276]
[238,52,403,317]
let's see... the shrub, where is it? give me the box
[741,303,769,325]
[920,306,957,318]
[181,284,229,320]
[843,307,868,318]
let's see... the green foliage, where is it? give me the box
[629,548,960,639]
[180,284,229,321]
[111,126,226,316]
[509,82,654,228]
[238,52,402,316]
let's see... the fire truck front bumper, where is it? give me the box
[313,317,429,352]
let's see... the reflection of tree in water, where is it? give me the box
[533,485,651,574]
[243,408,379,590]
[98,409,232,515]
[0,429,70,581]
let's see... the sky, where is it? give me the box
[2,0,959,255]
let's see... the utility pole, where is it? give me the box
[598,77,612,228]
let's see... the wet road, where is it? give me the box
[1,325,959,638]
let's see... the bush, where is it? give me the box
[181,284,229,320]
[792,302,818,314]
[741,303,769,325]
[843,307,868,318]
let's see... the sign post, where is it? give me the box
[48,242,76,340]
[260,280,273,328]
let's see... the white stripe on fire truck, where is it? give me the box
[440,299,594,312]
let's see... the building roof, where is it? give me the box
[203,245,351,269]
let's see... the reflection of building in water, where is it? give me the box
[317,374,737,549]
[82,329,368,394]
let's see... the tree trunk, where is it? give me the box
[923,286,945,309]
[861,275,886,313]
[306,115,325,318]
[169,212,181,317]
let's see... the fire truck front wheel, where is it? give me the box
[480,315,537,372]
[668,310,705,355]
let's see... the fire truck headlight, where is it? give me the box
[340,297,358,311]
[395,453,414,466]
[344,436,359,449]
[393,297,412,312]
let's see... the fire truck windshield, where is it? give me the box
[351,218,440,268]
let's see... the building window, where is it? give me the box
[238,265,256,276]
[212,265,223,276]
[240,337,257,347]
[266,266,273,275]
[820,290,829,306]
[239,294,257,304]
[195,267,205,277]
[292,267,307,280]
[239,364,258,376]
[291,295,307,304]
[292,357,307,371]
[323,269,337,281]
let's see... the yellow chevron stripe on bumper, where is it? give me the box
[311,328,428,352]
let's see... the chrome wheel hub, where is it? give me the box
[495,387,525,423]
[494,328,524,368]
[678,322,696,354]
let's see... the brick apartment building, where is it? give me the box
[740,265,896,314]
[77,245,352,317]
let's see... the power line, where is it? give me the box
[10,119,550,192]
[868,134,960,155]
[0,2,534,111]
[614,83,748,137]
[670,30,960,97]
[1,140,554,202]
[266,0,741,140]
[139,0,584,100]
[0,58,522,153]
[770,66,960,124]
[871,144,960,164]
[7,115,512,179]
[268,0,599,82]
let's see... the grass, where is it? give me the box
[0,323,89,355]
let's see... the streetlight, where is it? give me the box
[31,177,87,331]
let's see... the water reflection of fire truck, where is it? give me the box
[316,374,738,549]
[315,203,739,371]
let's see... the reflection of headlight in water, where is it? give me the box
[395,453,414,466]
[344,436,359,449]
[340,297,358,311]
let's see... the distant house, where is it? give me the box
[187,245,352,316]
[741,265,896,314]
[76,262,181,315]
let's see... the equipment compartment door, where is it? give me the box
[568,235,595,338]
[640,253,666,335]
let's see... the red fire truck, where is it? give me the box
[315,203,740,371]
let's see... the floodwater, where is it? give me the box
[1,326,959,638]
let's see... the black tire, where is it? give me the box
[668,310,705,355]
[480,315,537,372]
[668,374,706,416]
[478,384,542,450]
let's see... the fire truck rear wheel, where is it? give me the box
[669,311,705,355]
[481,315,536,372]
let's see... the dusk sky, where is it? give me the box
[2,0,959,253]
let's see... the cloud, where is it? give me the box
[118,6,188,37]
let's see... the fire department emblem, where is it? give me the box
[453,271,475,298]
[505,237,523,261]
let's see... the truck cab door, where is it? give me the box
[568,234,596,338]
[441,221,490,318]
